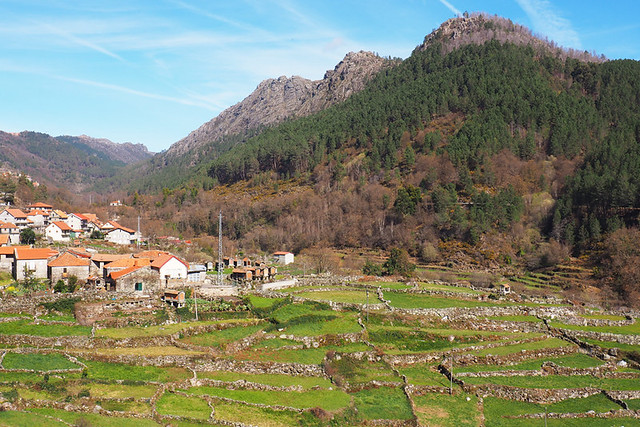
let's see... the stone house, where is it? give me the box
[48,252,91,284]
[106,265,159,294]
[13,247,59,280]
[90,253,132,277]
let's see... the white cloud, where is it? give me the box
[516,0,582,49]
[438,0,462,17]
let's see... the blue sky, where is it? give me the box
[1,0,639,153]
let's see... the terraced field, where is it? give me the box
[0,277,638,426]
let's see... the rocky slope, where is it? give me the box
[164,51,391,159]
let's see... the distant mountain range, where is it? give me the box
[0,130,153,191]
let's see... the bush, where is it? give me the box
[362,260,383,276]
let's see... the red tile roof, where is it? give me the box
[3,209,27,219]
[27,202,53,209]
[109,265,145,280]
[48,252,91,267]
[0,222,18,229]
[105,258,150,269]
[15,247,59,260]
[151,253,188,269]
[72,213,90,221]
[50,221,73,231]
[0,245,28,255]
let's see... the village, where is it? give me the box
[0,202,291,299]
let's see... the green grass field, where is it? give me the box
[0,319,91,337]
[2,352,80,371]
[383,291,496,309]
[185,385,351,412]
[413,393,481,426]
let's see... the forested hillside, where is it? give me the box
[123,14,640,306]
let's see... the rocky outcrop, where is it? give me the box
[163,51,391,160]
[415,13,605,63]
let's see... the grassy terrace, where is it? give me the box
[383,292,496,309]
[548,320,640,335]
[179,323,265,349]
[413,393,481,426]
[0,319,91,337]
[293,289,383,305]
[456,353,605,373]
[483,395,627,427]
[2,352,80,371]
[184,385,352,412]
[95,318,259,339]
[198,371,334,389]
[470,337,574,357]
[417,282,485,295]
[1,272,638,426]
[464,375,640,390]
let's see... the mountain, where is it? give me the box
[55,135,153,164]
[76,13,640,305]
[113,51,392,192]
[0,130,152,192]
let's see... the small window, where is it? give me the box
[135,282,143,291]
[63,268,68,273]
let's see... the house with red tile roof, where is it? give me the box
[105,264,155,293]
[13,247,59,280]
[66,213,90,232]
[45,221,81,242]
[26,202,53,213]
[151,253,188,286]
[103,221,138,245]
[0,221,20,245]
[0,208,29,228]
[48,251,91,283]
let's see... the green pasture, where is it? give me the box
[483,395,623,427]
[456,353,605,373]
[1,352,80,371]
[383,292,495,309]
[156,392,211,420]
[185,385,351,412]
[294,289,382,305]
[472,337,574,357]
[418,282,484,295]
[464,374,640,390]
[413,393,481,426]
[549,320,640,335]
[31,408,161,427]
[95,318,258,339]
[351,387,413,421]
[81,359,191,382]
[397,364,450,387]
[179,323,264,349]
[212,400,313,426]
[0,319,91,337]
[198,371,333,389]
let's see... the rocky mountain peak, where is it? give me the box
[416,13,604,63]
[164,51,390,159]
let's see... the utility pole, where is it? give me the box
[137,216,141,250]
[218,210,223,286]
[194,286,198,321]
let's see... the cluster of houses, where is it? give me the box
[223,253,292,282]
[0,202,139,245]
[1,246,199,294]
